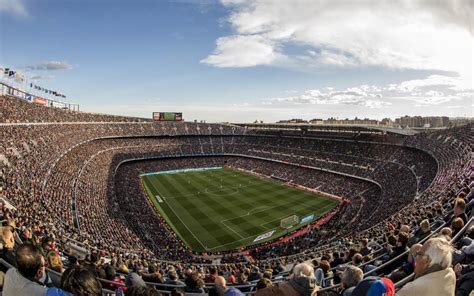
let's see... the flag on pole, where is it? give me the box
[15,72,25,82]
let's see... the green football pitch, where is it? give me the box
[141,167,339,253]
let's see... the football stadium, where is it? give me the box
[0,1,473,296]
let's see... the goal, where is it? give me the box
[280,215,299,229]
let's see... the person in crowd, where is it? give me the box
[331,252,344,268]
[184,272,205,293]
[210,275,227,296]
[396,237,456,296]
[82,252,100,277]
[352,253,363,266]
[46,251,64,288]
[101,264,126,292]
[351,276,394,296]
[359,239,372,256]
[454,262,474,296]
[206,266,218,283]
[315,259,333,288]
[141,265,164,284]
[3,244,47,296]
[1,227,16,274]
[164,270,185,287]
[440,227,453,239]
[451,217,465,238]
[410,219,431,245]
[256,263,319,296]
[125,272,147,288]
[58,265,102,296]
[447,198,468,225]
[389,243,422,283]
[339,265,363,296]
[227,270,237,284]
[256,278,272,290]
[248,266,263,281]
[46,251,63,273]
[125,286,162,296]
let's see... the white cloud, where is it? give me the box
[200,35,285,67]
[30,74,55,81]
[263,88,391,109]
[27,61,76,71]
[0,0,27,16]
[261,74,472,109]
[204,0,472,81]
[392,75,470,92]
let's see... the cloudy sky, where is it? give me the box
[0,0,472,122]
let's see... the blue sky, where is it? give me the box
[0,0,472,122]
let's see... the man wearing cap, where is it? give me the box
[396,237,456,296]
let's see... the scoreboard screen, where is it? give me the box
[153,112,183,121]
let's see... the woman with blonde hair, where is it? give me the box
[47,251,64,288]
[47,251,64,272]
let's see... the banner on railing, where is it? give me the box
[33,97,47,106]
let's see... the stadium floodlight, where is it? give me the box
[280,215,299,229]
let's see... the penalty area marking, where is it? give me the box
[147,178,209,251]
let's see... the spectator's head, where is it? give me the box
[90,252,100,265]
[47,251,63,273]
[185,272,204,289]
[263,270,272,279]
[352,253,363,266]
[292,262,315,279]
[440,227,452,238]
[420,219,430,232]
[319,260,330,274]
[215,276,226,295]
[238,273,248,283]
[23,228,32,239]
[451,217,464,235]
[400,225,410,234]
[125,286,162,296]
[408,243,422,263]
[256,278,272,290]
[415,237,452,278]
[361,238,369,247]
[453,198,466,216]
[168,270,179,281]
[16,244,45,281]
[341,266,363,289]
[397,232,409,248]
[61,266,102,296]
[103,264,116,281]
[2,227,14,249]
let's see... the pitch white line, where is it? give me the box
[220,220,245,239]
[148,179,209,251]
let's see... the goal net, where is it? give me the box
[280,215,299,229]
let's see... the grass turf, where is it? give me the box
[141,167,338,253]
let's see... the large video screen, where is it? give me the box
[152,112,183,121]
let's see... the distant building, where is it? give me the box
[395,116,449,128]
[277,119,308,123]
[309,117,384,126]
